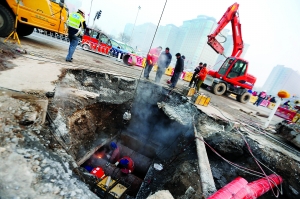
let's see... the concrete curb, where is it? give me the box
[194,125,217,197]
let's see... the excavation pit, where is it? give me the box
[45,68,300,199]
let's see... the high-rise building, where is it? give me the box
[176,16,217,70]
[123,15,248,70]
[262,65,300,96]
[123,23,156,55]
[153,24,180,52]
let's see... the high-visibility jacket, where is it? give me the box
[67,12,85,29]
[147,48,160,65]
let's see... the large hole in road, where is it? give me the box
[46,68,300,199]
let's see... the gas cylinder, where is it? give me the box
[187,88,196,97]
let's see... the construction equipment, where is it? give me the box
[203,3,256,104]
[0,0,68,38]
[92,176,129,199]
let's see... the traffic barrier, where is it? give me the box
[184,72,193,82]
[260,100,270,107]
[123,54,145,67]
[292,113,300,124]
[250,96,258,103]
[267,102,276,110]
[165,66,174,76]
[275,106,297,121]
[180,71,186,79]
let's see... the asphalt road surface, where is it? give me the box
[1,33,283,126]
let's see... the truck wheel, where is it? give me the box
[82,44,90,50]
[17,23,34,37]
[213,83,226,95]
[237,92,251,104]
[0,4,15,37]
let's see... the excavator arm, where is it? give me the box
[207,2,243,57]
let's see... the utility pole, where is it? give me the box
[129,6,141,45]
[87,0,94,26]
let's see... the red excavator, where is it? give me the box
[204,2,256,103]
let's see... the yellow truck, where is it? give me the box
[0,0,68,37]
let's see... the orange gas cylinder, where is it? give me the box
[203,96,211,107]
[195,94,203,105]
[187,88,196,97]
[199,95,207,106]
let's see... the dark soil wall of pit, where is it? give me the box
[48,69,137,161]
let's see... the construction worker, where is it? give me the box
[107,142,120,164]
[115,156,134,174]
[65,8,86,62]
[155,47,172,83]
[143,46,162,79]
[168,53,184,89]
[189,62,203,87]
[195,63,208,93]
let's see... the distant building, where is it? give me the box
[262,65,300,97]
[123,15,248,69]
[124,23,156,55]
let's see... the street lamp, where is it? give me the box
[87,0,94,26]
[129,6,141,45]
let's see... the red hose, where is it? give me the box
[207,174,283,199]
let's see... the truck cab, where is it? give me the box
[0,0,68,37]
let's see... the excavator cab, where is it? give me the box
[217,57,252,89]
[220,58,247,78]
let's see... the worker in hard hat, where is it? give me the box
[107,142,120,164]
[115,156,134,174]
[65,8,86,62]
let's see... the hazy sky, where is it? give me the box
[79,0,300,87]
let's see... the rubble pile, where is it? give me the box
[276,121,300,149]
[0,90,98,198]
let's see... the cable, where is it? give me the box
[218,32,227,43]
[131,0,168,102]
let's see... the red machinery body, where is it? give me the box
[204,2,257,103]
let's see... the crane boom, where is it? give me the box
[207,2,243,57]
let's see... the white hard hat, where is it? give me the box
[78,8,85,16]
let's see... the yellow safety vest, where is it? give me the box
[67,12,84,29]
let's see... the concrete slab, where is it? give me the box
[0,56,62,92]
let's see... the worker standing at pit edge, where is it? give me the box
[143,46,162,80]
[195,63,208,93]
[115,156,135,174]
[65,8,86,62]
